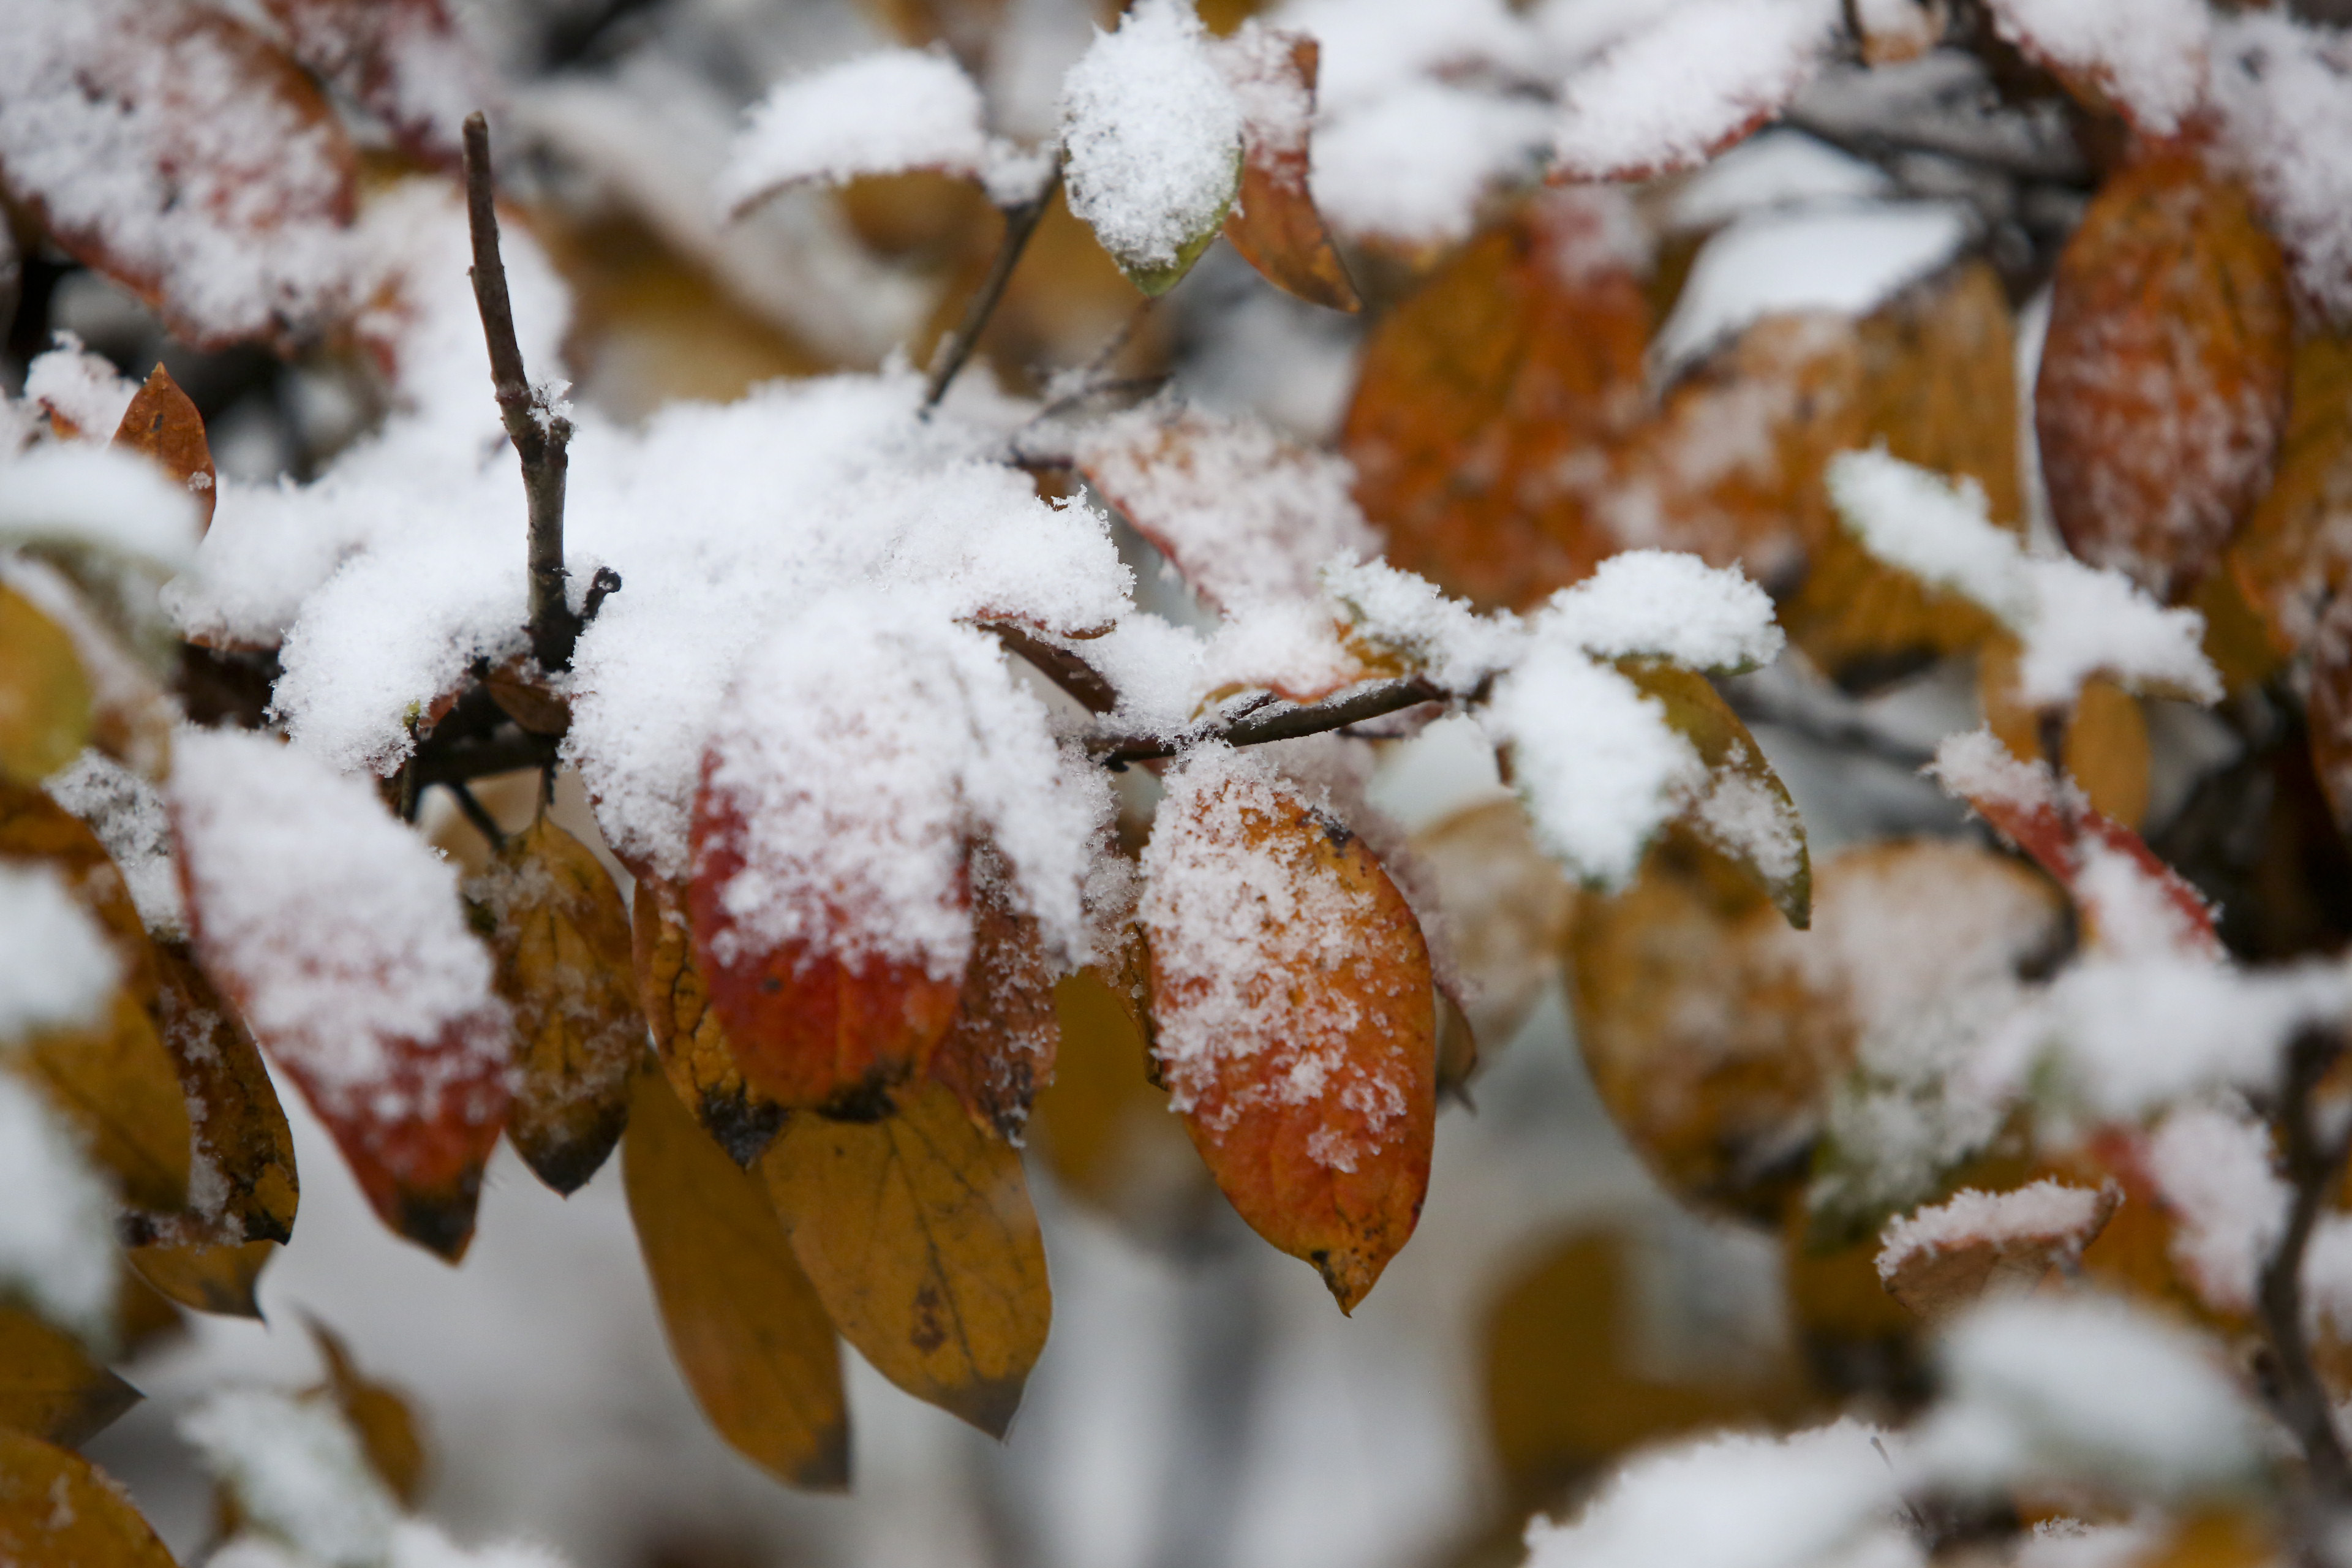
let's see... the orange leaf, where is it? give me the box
[1342,192,1649,611]
[2226,328,2352,662]
[929,840,1058,1144]
[255,0,481,165]
[1140,747,1435,1311]
[150,940,298,1247]
[471,819,643,1194]
[1980,638,2153,829]
[630,878,785,1167]
[623,1068,850,1490]
[0,1307,141,1448]
[1212,28,1360,312]
[0,1429,179,1567]
[762,1077,1051,1438]
[110,364,217,535]
[2037,154,2293,604]
[687,791,965,1117]
[1874,1180,2120,1324]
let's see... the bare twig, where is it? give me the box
[2259,1028,2352,1507]
[462,112,582,672]
[922,162,1063,417]
[443,780,508,853]
[1088,677,1448,767]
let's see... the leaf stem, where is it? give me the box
[462,111,582,672]
[922,162,1063,417]
[444,780,508,853]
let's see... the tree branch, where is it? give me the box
[1087,677,1448,767]
[463,111,582,672]
[922,162,1063,417]
[2259,1027,2352,1507]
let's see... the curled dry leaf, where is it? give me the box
[1210,27,1360,312]
[1875,1179,2120,1324]
[624,1069,849,1490]
[2226,330,2352,662]
[1140,748,1435,1312]
[472,820,643,1195]
[0,1428,179,1567]
[0,584,94,786]
[1342,191,1649,611]
[2037,154,2293,605]
[111,364,217,535]
[0,782,191,1216]
[688,792,965,1118]
[763,1077,1050,1438]
[309,1319,428,1505]
[929,840,1058,1144]
[0,1306,141,1447]
[631,879,785,1167]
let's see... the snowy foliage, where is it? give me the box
[0,1073,118,1343]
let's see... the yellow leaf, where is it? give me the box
[622,1068,848,1489]
[630,879,785,1167]
[309,1319,428,1506]
[0,583,94,786]
[0,1429,179,1566]
[127,1240,276,1321]
[1028,965,1215,1238]
[1980,638,2153,829]
[2226,328,2352,662]
[763,1077,1049,1437]
[152,940,297,1246]
[0,1306,140,1447]
[473,820,643,1194]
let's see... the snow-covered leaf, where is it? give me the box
[1208,24,1359,311]
[257,0,486,165]
[1875,1180,2119,1323]
[1982,0,2209,137]
[717,49,995,219]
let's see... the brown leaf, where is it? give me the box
[255,0,481,165]
[1212,29,1360,312]
[472,820,643,1194]
[1981,638,2153,830]
[127,1241,276,1321]
[763,1077,1050,1437]
[307,1319,428,1506]
[0,1306,141,1447]
[1342,192,1649,611]
[0,1428,179,1567]
[622,1068,849,1489]
[929,840,1058,1144]
[2307,592,2352,840]
[2226,329,2352,662]
[151,940,298,1247]
[687,793,965,1117]
[1408,800,1577,1053]
[2037,154,2293,604]
[0,583,94,786]
[1875,1180,2120,1324]
[111,364,217,535]
[1141,752,1436,1311]
[630,879,785,1167]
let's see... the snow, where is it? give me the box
[1829,450,2220,706]
[1664,131,1895,233]
[21,333,137,437]
[1653,203,1972,377]
[1520,1420,1905,1568]
[1308,81,1550,247]
[390,1521,572,1568]
[167,728,510,1115]
[1059,0,1242,277]
[1480,644,1702,891]
[45,750,187,940]
[1533,551,1784,673]
[2144,1102,2285,1318]
[1875,1180,2112,1281]
[1916,1293,2260,1498]
[0,0,355,342]
[0,440,202,573]
[1138,744,1419,1171]
[716,50,995,217]
[1983,0,2209,137]
[1322,559,1526,695]
[0,861,121,1042]
[1551,0,1841,182]
[180,1389,401,1568]
[1209,22,1313,161]
[2209,13,2352,324]
[0,1071,119,1344]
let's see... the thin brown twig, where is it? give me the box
[922,162,1063,416]
[1087,677,1449,767]
[2258,1028,2352,1509]
[443,780,508,853]
[462,112,582,672]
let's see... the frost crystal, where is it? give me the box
[1060,0,1243,276]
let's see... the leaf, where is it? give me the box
[127,1241,276,1321]
[1341,192,1650,611]
[110,364,217,536]
[1874,1180,2120,1325]
[2225,328,2352,663]
[0,1306,140,1447]
[0,583,94,786]
[1140,750,1436,1311]
[0,1428,180,1567]
[630,879,785,1167]
[0,1,358,348]
[152,940,297,1247]
[929,840,1058,1144]
[2037,154,2293,605]
[472,820,643,1195]
[762,1077,1050,1437]
[2307,592,2352,842]
[687,791,966,1118]
[308,1320,428,1506]
[1407,800,1577,1053]
[254,0,481,165]
[1210,28,1360,312]
[1981,638,2152,829]
[1618,658,1812,927]
[2,562,176,780]
[622,1068,849,1490]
